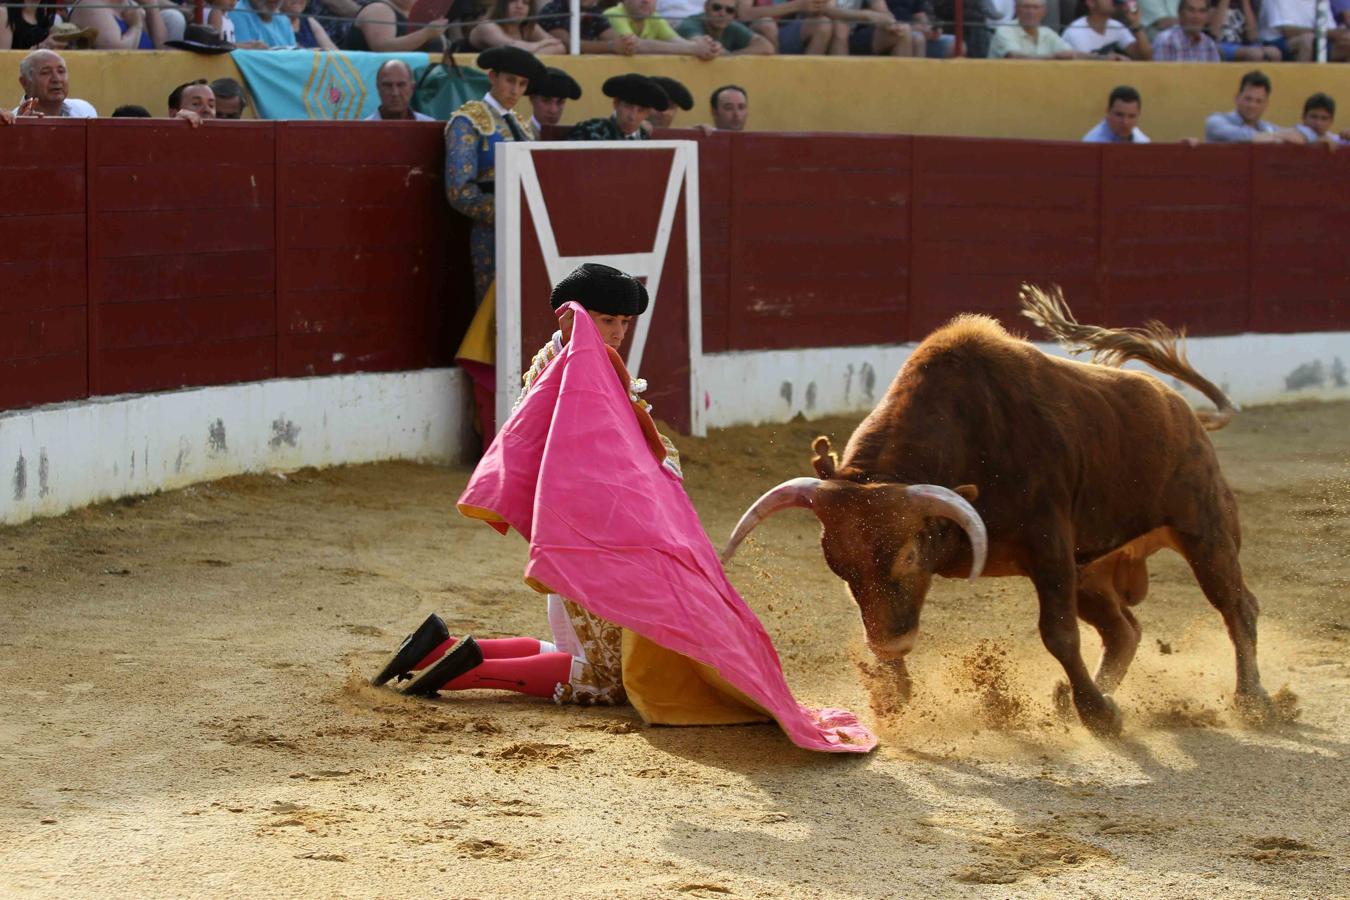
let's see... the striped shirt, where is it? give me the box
[1152,25,1221,61]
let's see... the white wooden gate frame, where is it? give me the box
[493,140,705,437]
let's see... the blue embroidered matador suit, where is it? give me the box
[444,98,535,304]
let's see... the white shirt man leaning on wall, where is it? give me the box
[1,49,97,125]
[1082,85,1151,143]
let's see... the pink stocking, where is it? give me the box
[412,636,546,671]
[441,652,574,699]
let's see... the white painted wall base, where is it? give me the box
[702,331,1350,429]
[0,369,477,526]
[3,330,1346,526]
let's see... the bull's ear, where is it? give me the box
[812,436,837,478]
[955,484,979,503]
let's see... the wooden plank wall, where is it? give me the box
[3,123,1348,416]
[0,121,88,410]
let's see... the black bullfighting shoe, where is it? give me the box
[403,636,484,697]
[370,613,451,686]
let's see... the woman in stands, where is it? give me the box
[344,0,449,51]
[282,0,338,48]
[0,0,61,50]
[70,0,170,49]
[469,0,566,53]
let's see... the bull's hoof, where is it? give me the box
[1079,694,1123,737]
[1051,681,1074,721]
[1233,688,1277,726]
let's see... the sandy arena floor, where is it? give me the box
[1,400,1347,898]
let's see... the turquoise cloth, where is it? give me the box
[230,49,433,120]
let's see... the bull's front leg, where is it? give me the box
[1030,535,1123,737]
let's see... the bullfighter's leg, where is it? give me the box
[1030,533,1123,736]
[1175,531,1272,720]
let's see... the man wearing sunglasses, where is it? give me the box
[677,0,776,52]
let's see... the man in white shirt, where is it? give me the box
[1063,0,1152,58]
[363,59,435,122]
[1,49,97,124]
[989,0,1079,57]
[1082,85,1151,143]
[1258,0,1315,60]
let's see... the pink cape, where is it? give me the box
[457,303,876,754]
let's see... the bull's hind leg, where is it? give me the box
[1175,530,1272,721]
[1030,529,1123,736]
[1076,582,1142,695]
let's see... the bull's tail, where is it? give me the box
[1018,284,1235,431]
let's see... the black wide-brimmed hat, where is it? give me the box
[549,263,649,316]
[476,46,547,85]
[165,23,235,54]
[527,66,583,101]
[602,74,670,112]
[649,76,693,112]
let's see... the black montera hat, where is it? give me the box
[602,74,670,112]
[528,66,582,101]
[476,46,547,85]
[549,263,649,316]
[649,76,693,111]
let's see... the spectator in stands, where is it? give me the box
[1138,0,1178,37]
[568,73,670,140]
[344,0,446,51]
[230,0,298,47]
[1287,93,1346,145]
[71,0,169,49]
[365,59,436,120]
[526,67,582,132]
[0,49,96,124]
[471,0,566,53]
[1204,70,1298,142]
[540,0,617,53]
[989,0,1078,57]
[168,78,216,128]
[282,0,337,49]
[830,0,924,56]
[932,0,990,56]
[1063,0,1152,59]
[186,0,238,45]
[211,78,251,119]
[1209,0,1280,61]
[600,0,723,56]
[1152,0,1220,59]
[734,0,836,55]
[677,0,776,53]
[309,0,360,46]
[880,0,956,58]
[657,0,705,32]
[0,0,62,51]
[1257,0,1314,60]
[111,104,153,117]
[710,83,748,131]
[1333,0,1350,61]
[648,76,694,127]
[1083,85,1150,142]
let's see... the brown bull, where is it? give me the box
[722,286,1273,736]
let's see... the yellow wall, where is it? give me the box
[4,49,1348,142]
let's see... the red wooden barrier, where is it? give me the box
[2,124,1347,417]
[277,122,471,378]
[0,121,87,410]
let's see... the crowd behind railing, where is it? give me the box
[1,0,1348,60]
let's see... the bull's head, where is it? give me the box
[722,437,987,664]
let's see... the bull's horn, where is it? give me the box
[721,477,822,564]
[904,485,988,581]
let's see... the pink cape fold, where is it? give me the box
[456,304,876,754]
